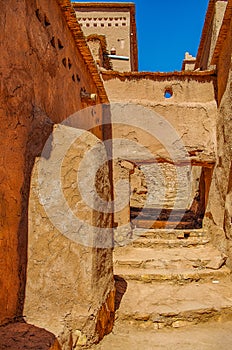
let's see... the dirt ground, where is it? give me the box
[91,319,232,350]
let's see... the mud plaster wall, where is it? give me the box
[25,126,114,349]
[204,15,232,265]
[103,75,217,163]
[103,74,217,231]
[0,0,113,334]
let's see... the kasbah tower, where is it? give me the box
[0,0,232,349]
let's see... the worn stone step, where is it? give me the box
[133,228,208,240]
[114,228,208,249]
[115,279,232,328]
[114,246,227,270]
[132,237,210,248]
[114,265,231,284]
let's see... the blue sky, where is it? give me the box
[72,0,209,72]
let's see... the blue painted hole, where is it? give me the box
[164,88,173,98]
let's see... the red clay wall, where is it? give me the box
[0,0,109,326]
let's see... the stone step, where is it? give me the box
[114,246,227,271]
[131,237,210,248]
[114,228,208,249]
[115,279,232,328]
[114,265,231,284]
[133,228,208,240]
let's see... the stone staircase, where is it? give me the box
[113,228,232,330]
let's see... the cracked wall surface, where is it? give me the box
[102,73,217,231]
[0,0,114,348]
[103,73,217,164]
[24,125,114,349]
